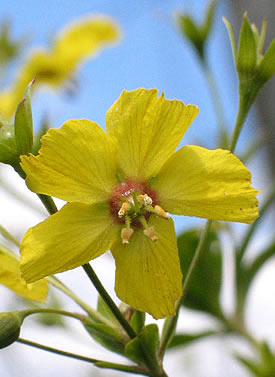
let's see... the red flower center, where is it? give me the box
[109,179,159,225]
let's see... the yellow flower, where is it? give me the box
[0,15,120,119]
[20,88,259,319]
[0,246,48,303]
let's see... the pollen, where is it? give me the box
[118,202,130,218]
[109,179,169,244]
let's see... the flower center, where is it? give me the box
[109,179,170,244]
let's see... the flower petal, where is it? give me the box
[53,15,121,65]
[21,119,118,204]
[111,216,182,319]
[151,145,259,223]
[106,88,199,180]
[20,203,120,283]
[0,246,48,303]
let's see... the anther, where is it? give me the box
[121,227,134,244]
[143,226,158,242]
[154,205,170,219]
[138,194,153,206]
[118,202,130,218]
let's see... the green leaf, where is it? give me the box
[235,342,275,377]
[97,295,117,323]
[237,13,257,76]
[130,311,145,335]
[177,227,223,319]
[83,319,125,356]
[0,117,17,164]
[125,324,159,365]
[257,39,275,85]
[202,0,218,40]
[223,16,237,62]
[168,330,218,349]
[14,80,34,156]
[177,14,204,59]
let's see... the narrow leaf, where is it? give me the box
[223,17,237,62]
[14,80,34,155]
[237,14,257,75]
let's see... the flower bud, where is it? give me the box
[0,311,24,349]
[0,117,17,165]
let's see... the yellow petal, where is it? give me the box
[53,15,121,65]
[0,246,48,303]
[16,50,69,89]
[106,88,199,180]
[151,146,259,223]
[0,16,120,120]
[20,203,120,283]
[111,216,182,319]
[21,119,118,204]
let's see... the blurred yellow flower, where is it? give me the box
[0,15,120,119]
[0,246,48,303]
[20,88,259,318]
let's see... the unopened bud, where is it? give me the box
[0,311,24,349]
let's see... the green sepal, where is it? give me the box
[0,116,17,165]
[14,79,34,156]
[257,39,275,85]
[177,14,204,59]
[97,295,117,323]
[223,16,237,62]
[237,13,257,77]
[83,318,126,356]
[201,0,218,42]
[235,342,275,377]
[177,227,224,319]
[124,324,159,365]
[130,311,145,335]
[0,311,24,349]
[176,0,218,61]
[168,330,218,349]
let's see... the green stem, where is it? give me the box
[17,338,145,375]
[159,220,212,359]
[0,225,20,247]
[230,86,258,153]
[47,276,112,326]
[237,186,275,264]
[22,307,85,322]
[82,263,136,340]
[37,194,57,215]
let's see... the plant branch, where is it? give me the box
[17,338,145,375]
[82,263,136,340]
[159,220,212,359]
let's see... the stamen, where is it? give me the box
[138,194,153,206]
[143,226,158,242]
[118,202,130,218]
[139,216,158,242]
[121,227,134,244]
[154,205,170,219]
